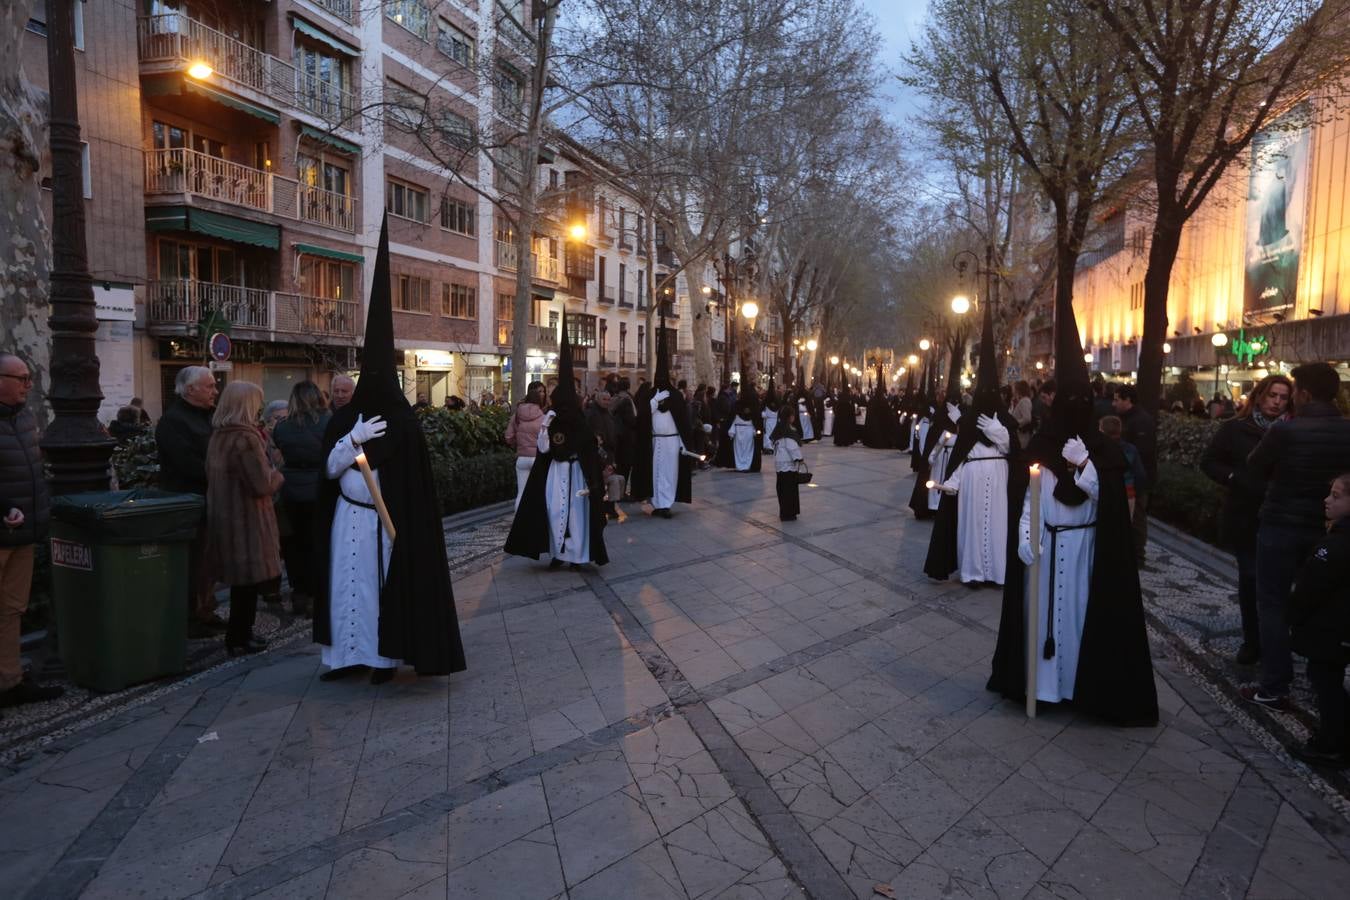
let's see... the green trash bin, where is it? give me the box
[49,489,205,692]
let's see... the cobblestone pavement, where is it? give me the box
[3,446,1350,899]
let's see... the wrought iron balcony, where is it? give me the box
[137,14,360,126]
[147,280,358,339]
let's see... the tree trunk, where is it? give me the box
[510,4,558,404]
[1135,209,1185,417]
[683,264,716,386]
[0,1,51,422]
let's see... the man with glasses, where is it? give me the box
[0,352,63,709]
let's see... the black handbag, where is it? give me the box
[794,460,812,485]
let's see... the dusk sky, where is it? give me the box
[859,0,931,128]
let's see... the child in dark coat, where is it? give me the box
[1289,472,1350,768]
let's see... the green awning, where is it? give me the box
[298,124,361,156]
[182,79,281,124]
[531,287,556,300]
[290,16,360,57]
[145,206,280,249]
[537,146,556,164]
[294,242,364,264]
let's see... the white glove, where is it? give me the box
[942,476,960,494]
[978,414,1009,442]
[702,423,713,433]
[543,410,557,424]
[1018,537,1036,566]
[946,403,961,422]
[654,389,670,403]
[1062,436,1089,468]
[349,414,387,445]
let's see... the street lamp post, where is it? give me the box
[1211,331,1229,401]
[42,0,114,495]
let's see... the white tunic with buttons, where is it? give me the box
[1020,461,1099,704]
[540,426,592,564]
[946,432,1011,585]
[730,416,756,471]
[323,434,399,670]
[798,401,815,441]
[927,429,956,510]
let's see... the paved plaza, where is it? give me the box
[4,445,1350,899]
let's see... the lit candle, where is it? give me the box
[354,451,397,541]
[1025,463,1041,719]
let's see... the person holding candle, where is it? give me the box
[986,283,1156,726]
[314,218,466,684]
[506,313,609,568]
[914,343,964,531]
[930,295,1018,585]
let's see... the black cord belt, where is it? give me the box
[340,490,387,590]
[1042,520,1095,659]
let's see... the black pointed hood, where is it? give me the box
[875,362,885,398]
[973,296,1001,416]
[654,308,673,390]
[735,377,760,419]
[944,333,964,406]
[903,362,915,401]
[764,376,779,409]
[552,311,580,413]
[349,215,403,412]
[1051,287,1092,436]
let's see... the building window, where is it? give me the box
[296,45,349,118]
[395,274,431,313]
[618,207,629,248]
[599,320,608,356]
[386,0,431,40]
[619,322,627,358]
[1130,281,1144,311]
[440,197,476,235]
[74,0,85,50]
[298,155,350,196]
[495,64,525,113]
[442,283,476,318]
[385,79,423,132]
[1130,227,1147,258]
[386,179,430,223]
[638,325,645,365]
[299,256,356,301]
[436,108,475,149]
[436,19,475,67]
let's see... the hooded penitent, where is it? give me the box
[863,362,897,449]
[986,284,1157,726]
[833,360,858,447]
[909,339,963,517]
[909,352,932,471]
[949,293,1019,472]
[505,313,610,564]
[714,376,764,471]
[315,216,466,675]
[631,310,693,504]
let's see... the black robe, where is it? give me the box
[504,426,610,565]
[985,431,1158,726]
[314,407,466,676]
[832,392,858,447]
[631,388,693,505]
[862,391,897,449]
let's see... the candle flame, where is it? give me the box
[925,480,935,489]
[1029,463,1040,474]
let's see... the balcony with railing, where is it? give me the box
[144,148,358,232]
[309,0,357,25]
[598,286,614,305]
[622,288,635,308]
[495,240,519,271]
[494,240,559,282]
[137,14,360,126]
[147,280,359,340]
[599,352,616,367]
[495,321,559,351]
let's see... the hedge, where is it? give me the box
[1149,461,1224,547]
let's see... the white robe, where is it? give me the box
[730,416,756,471]
[649,402,683,510]
[762,409,778,451]
[822,406,835,437]
[323,434,399,671]
[539,426,592,563]
[927,429,956,510]
[915,417,930,454]
[944,430,1011,585]
[1021,461,1099,703]
[799,402,815,441]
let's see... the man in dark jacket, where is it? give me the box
[1243,362,1350,710]
[1200,374,1292,664]
[0,352,62,708]
[1112,385,1156,566]
[1287,472,1350,766]
[155,366,220,634]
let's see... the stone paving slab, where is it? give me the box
[2,445,1350,899]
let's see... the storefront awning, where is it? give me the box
[298,124,361,156]
[146,206,281,249]
[531,287,556,300]
[294,242,365,264]
[290,15,360,57]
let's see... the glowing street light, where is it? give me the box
[1083,352,1094,364]
[1035,361,1045,371]
[829,355,840,366]
[187,61,214,80]
[568,222,587,241]
[906,354,919,365]
[1162,342,1172,354]
[805,338,818,352]
[950,295,971,316]
[919,338,931,351]
[741,300,759,319]
[1211,332,1229,348]
[701,284,712,295]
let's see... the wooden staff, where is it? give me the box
[354,450,397,541]
[1026,463,1041,718]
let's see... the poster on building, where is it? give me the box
[1243,104,1311,314]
